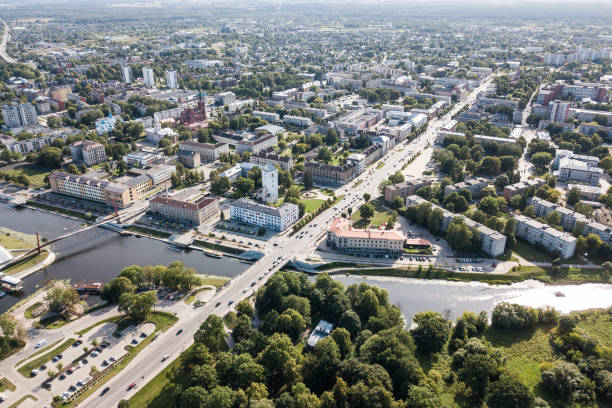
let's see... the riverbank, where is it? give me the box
[314,263,611,286]
[1,250,55,278]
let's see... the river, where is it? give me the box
[0,206,248,314]
[333,275,612,324]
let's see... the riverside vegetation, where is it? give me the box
[127,271,612,408]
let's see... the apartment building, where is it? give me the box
[557,157,602,186]
[48,172,134,208]
[326,218,406,256]
[503,178,546,201]
[549,101,571,123]
[235,134,278,155]
[250,149,294,171]
[179,141,230,162]
[527,197,611,246]
[282,115,313,128]
[303,161,358,186]
[70,140,107,166]
[215,91,236,106]
[2,103,38,128]
[384,178,433,203]
[124,174,153,198]
[121,66,132,84]
[143,67,155,87]
[444,177,489,199]
[405,195,506,256]
[150,195,219,226]
[252,111,280,123]
[229,198,298,231]
[552,149,599,170]
[165,70,178,89]
[123,151,163,168]
[334,109,383,136]
[3,133,68,154]
[514,215,577,259]
[566,184,602,201]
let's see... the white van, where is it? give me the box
[0,392,6,402]
[35,339,46,348]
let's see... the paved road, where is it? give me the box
[0,18,16,64]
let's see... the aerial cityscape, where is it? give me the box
[0,0,611,407]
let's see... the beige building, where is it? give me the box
[179,141,229,162]
[326,218,405,255]
[49,172,135,208]
[150,195,219,226]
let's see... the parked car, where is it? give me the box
[30,369,39,376]
[162,354,170,362]
[35,339,46,348]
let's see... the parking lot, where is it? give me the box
[26,321,155,404]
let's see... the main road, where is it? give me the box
[84,75,497,408]
[0,18,16,64]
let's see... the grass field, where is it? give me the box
[24,301,44,319]
[17,338,76,377]
[129,347,190,408]
[351,201,392,228]
[185,287,212,304]
[0,227,35,250]
[0,377,16,392]
[301,198,324,213]
[5,164,50,188]
[512,240,586,265]
[199,275,229,288]
[1,251,49,275]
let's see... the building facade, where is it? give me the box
[165,70,178,89]
[48,172,134,208]
[250,150,294,171]
[178,141,230,162]
[143,67,155,87]
[514,214,577,259]
[70,140,107,166]
[150,195,219,226]
[2,103,38,128]
[229,198,298,231]
[326,218,405,256]
[303,161,358,186]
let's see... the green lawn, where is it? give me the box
[0,377,16,392]
[301,198,324,213]
[17,338,76,377]
[1,251,49,275]
[24,302,44,319]
[350,201,392,228]
[185,287,212,304]
[129,347,190,408]
[5,164,50,188]
[512,240,556,263]
[0,227,35,250]
[198,275,229,288]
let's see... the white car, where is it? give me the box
[35,339,47,348]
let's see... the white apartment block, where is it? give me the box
[514,215,577,259]
[215,91,236,106]
[252,111,280,123]
[282,115,313,128]
[179,141,230,161]
[552,149,599,170]
[528,197,611,246]
[4,133,68,154]
[2,103,38,128]
[121,66,132,84]
[261,163,278,203]
[405,195,506,257]
[229,198,298,231]
[165,70,178,89]
[557,157,602,186]
[142,67,155,87]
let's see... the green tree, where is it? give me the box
[100,276,136,303]
[233,177,255,197]
[359,203,374,220]
[363,193,371,202]
[478,196,500,216]
[211,176,231,195]
[411,311,450,355]
[303,171,314,190]
[486,373,535,408]
[531,152,553,170]
[567,187,581,206]
[194,315,227,353]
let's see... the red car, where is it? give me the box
[128,383,137,390]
